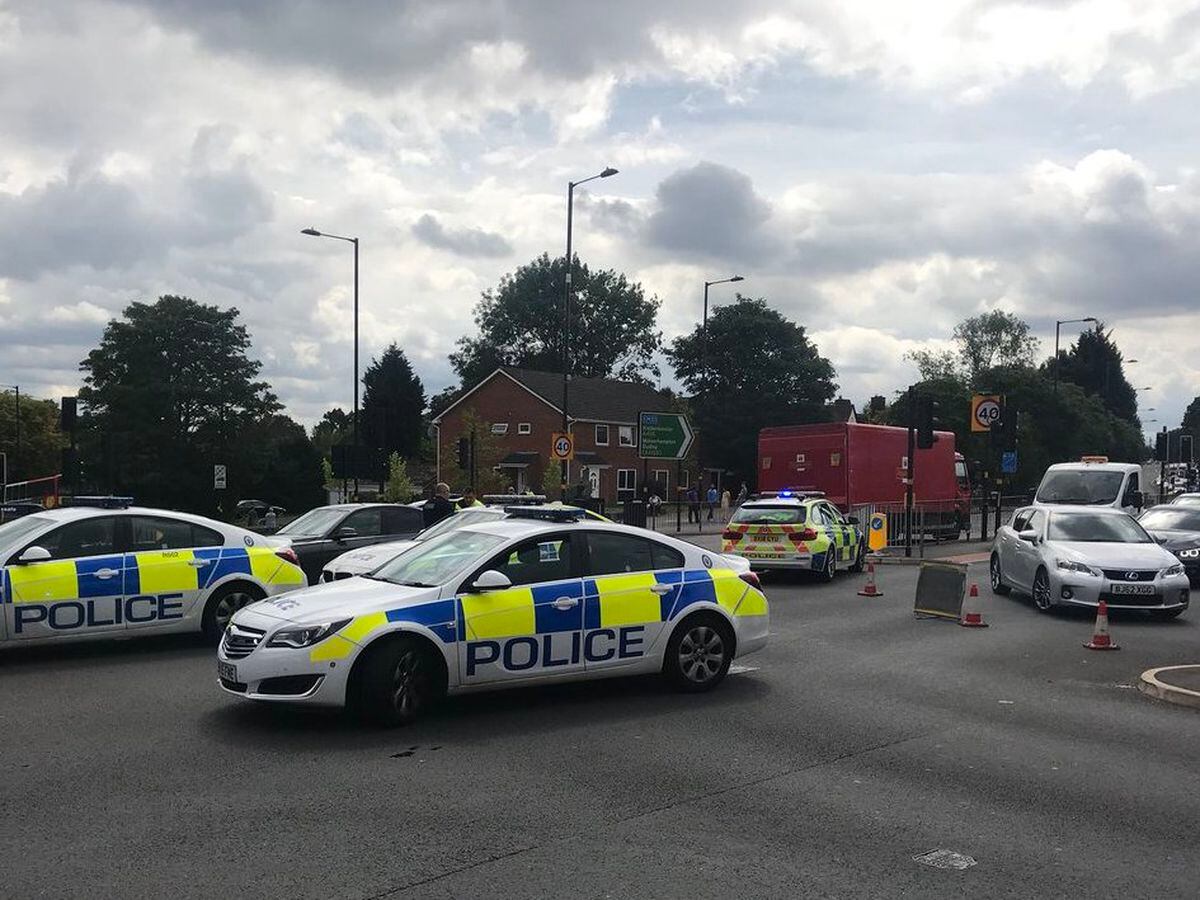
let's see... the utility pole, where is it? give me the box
[905,387,916,558]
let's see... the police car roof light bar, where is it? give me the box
[63,495,135,509]
[503,505,586,522]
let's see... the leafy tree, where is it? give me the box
[1183,396,1200,436]
[382,453,417,502]
[953,311,1039,385]
[438,411,509,494]
[77,295,284,511]
[428,386,462,420]
[234,415,326,513]
[667,295,837,487]
[0,391,64,483]
[1046,324,1139,424]
[450,253,661,388]
[906,349,961,382]
[361,343,426,459]
[311,407,352,458]
[541,460,563,498]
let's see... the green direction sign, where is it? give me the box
[638,411,694,460]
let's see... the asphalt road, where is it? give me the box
[3,563,1199,899]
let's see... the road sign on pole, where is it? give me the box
[638,411,694,459]
[213,464,227,490]
[971,394,1002,432]
[550,432,575,461]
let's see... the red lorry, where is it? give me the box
[757,422,972,536]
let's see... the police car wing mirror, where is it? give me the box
[845,515,860,525]
[470,570,512,592]
[17,546,51,564]
[334,526,357,542]
[1017,530,1039,544]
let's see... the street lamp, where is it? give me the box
[702,276,744,378]
[561,166,618,499]
[1054,316,1098,395]
[302,227,360,497]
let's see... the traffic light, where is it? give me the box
[456,437,470,470]
[915,394,938,449]
[1155,430,1168,462]
[1181,433,1194,464]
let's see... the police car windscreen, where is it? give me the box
[731,505,806,525]
[1047,512,1151,543]
[1036,470,1124,505]
[0,514,52,548]
[373,529,505,586]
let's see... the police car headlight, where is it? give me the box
[267,619,351,649]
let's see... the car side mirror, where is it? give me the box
[17,546,51,564]
[470,569,512,592]
[845,516,860,526]
[1017,530,1039,544]
[334,526,357,542]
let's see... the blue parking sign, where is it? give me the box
[1001,450,1018,474]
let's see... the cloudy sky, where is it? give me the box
[3,1,1199,435]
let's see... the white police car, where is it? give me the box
[218,508,769,725]
[0,504,307,644]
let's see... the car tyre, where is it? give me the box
[1032,567,1055,612]
[849,540,866,573]
[201,583,264,643]
[663,614,735,693]
[354,636,444,727]
[819,549,837,582]
[990,554,1011,595]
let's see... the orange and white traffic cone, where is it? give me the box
[959,582,988,627]
[1083,600,1120,650]
[858,561,883,597]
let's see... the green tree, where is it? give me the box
[439,411,510,494]
[311,407,352,458]
[541,460,563,498]
[450,253,662,388]
[953,311,1040,385]
[428,386,462,419]
[1183,396,1200,436]
[905,349,961,382]
[1046,324,1139,424]
[234,414,326,513]
[0,390,64,484]
[77,295,282,511]
[361,343,426,460]
[667,295,837,487]
[382,453,417,502]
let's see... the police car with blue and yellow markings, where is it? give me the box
[218,507,769,725]
[722,491,865,579]
[0,504,307,645]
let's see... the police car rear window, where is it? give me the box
[731,505,806,525]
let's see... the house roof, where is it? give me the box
[432,367,673,426]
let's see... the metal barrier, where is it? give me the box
[2,475,62,506]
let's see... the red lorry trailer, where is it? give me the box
[757,423,971,536]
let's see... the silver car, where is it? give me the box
[990,505,1190,619]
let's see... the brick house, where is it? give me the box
[432,368,694,504]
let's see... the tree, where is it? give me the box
[1183,396,1200,436]
[382,453,417,502]
[428,386,462,420]
[905,348,961,382]
[311,407,352,458]
[233,414,326,513]
[77,295,283,511]
[1047,324,1139,424]
[361,343,426,460]
[667,295,837,487]
[450,253,661,388]
[438,411,510,494]
[0,391,64,483]
[541,460,563,498]
[953,311,1040,385]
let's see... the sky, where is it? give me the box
[2,0,1199,437]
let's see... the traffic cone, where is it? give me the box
[857,560,883,597]
[1083,600,1120,650]
[959,582,988,627]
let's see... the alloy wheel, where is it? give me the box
[678,626,725,685]
[214,591,256,632]
[1033,570,1053,611]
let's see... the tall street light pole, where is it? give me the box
[561,166,618,500]
[302,228,360,497]
[1053,316,1097,395]
[699,276,744,495]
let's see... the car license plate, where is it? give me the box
[748,552,783,559]
[1110,583,1155,595]
[217,660,238,682]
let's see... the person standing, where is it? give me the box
[423,482,456,528]
[720,488,731,521]
[459,487,484,509]
[735,482,749,508]
[706,484,718,521]
[687,485,699,523]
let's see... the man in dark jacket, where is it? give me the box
[423,482,456,528]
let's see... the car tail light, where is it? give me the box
[787,528,819,544]
[739,571,762,590]
[275,547,300,566]
[722,529,742,542]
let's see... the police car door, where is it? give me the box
[126,515,220,628]
[5,516,126,640]
[821,503,853,561]
[580,531,681,674]
[457,532,584,685]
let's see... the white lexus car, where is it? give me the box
[219,508,769,725]
[990,505,1189,619]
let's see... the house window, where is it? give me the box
[595,424,609,446]
[619,425,635,447]
[518,423,531,435]
[652,469,669,498]
[617,469,636,493]
[679,469,690,490]
[491,423,508,435]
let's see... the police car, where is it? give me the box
[722,491,865,578]
[218,507,768,725]
[0,504,307,644]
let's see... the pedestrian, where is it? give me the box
[423,482,456,528]
[735,482,748,508]
[262,507,278,531]
[459,487,484,509]
[720,488,731,521]
[686,485,699,523]
[706,484,718,521]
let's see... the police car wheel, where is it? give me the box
[201,584,264,643]
[849,541,866,573]
[356,636,442,727]
[819,551,836,582]
[663,615,734,693]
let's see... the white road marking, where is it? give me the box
[913,849,977,870]
[728,665,760,675]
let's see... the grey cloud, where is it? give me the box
[411,213,512,258]
[644,162,775,262]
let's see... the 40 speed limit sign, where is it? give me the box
[971,394,1003,432]
[550,432,575,461]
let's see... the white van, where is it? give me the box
[1033,459,1144,514]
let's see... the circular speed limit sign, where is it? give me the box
[551,432,575,461]
[974,398,1001,429]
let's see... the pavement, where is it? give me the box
[3,564,1200,898]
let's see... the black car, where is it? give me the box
[273,503,426,584]
[1140,505,1200,587]
[0,501,44,523]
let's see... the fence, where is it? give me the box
[2,475,62,506]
